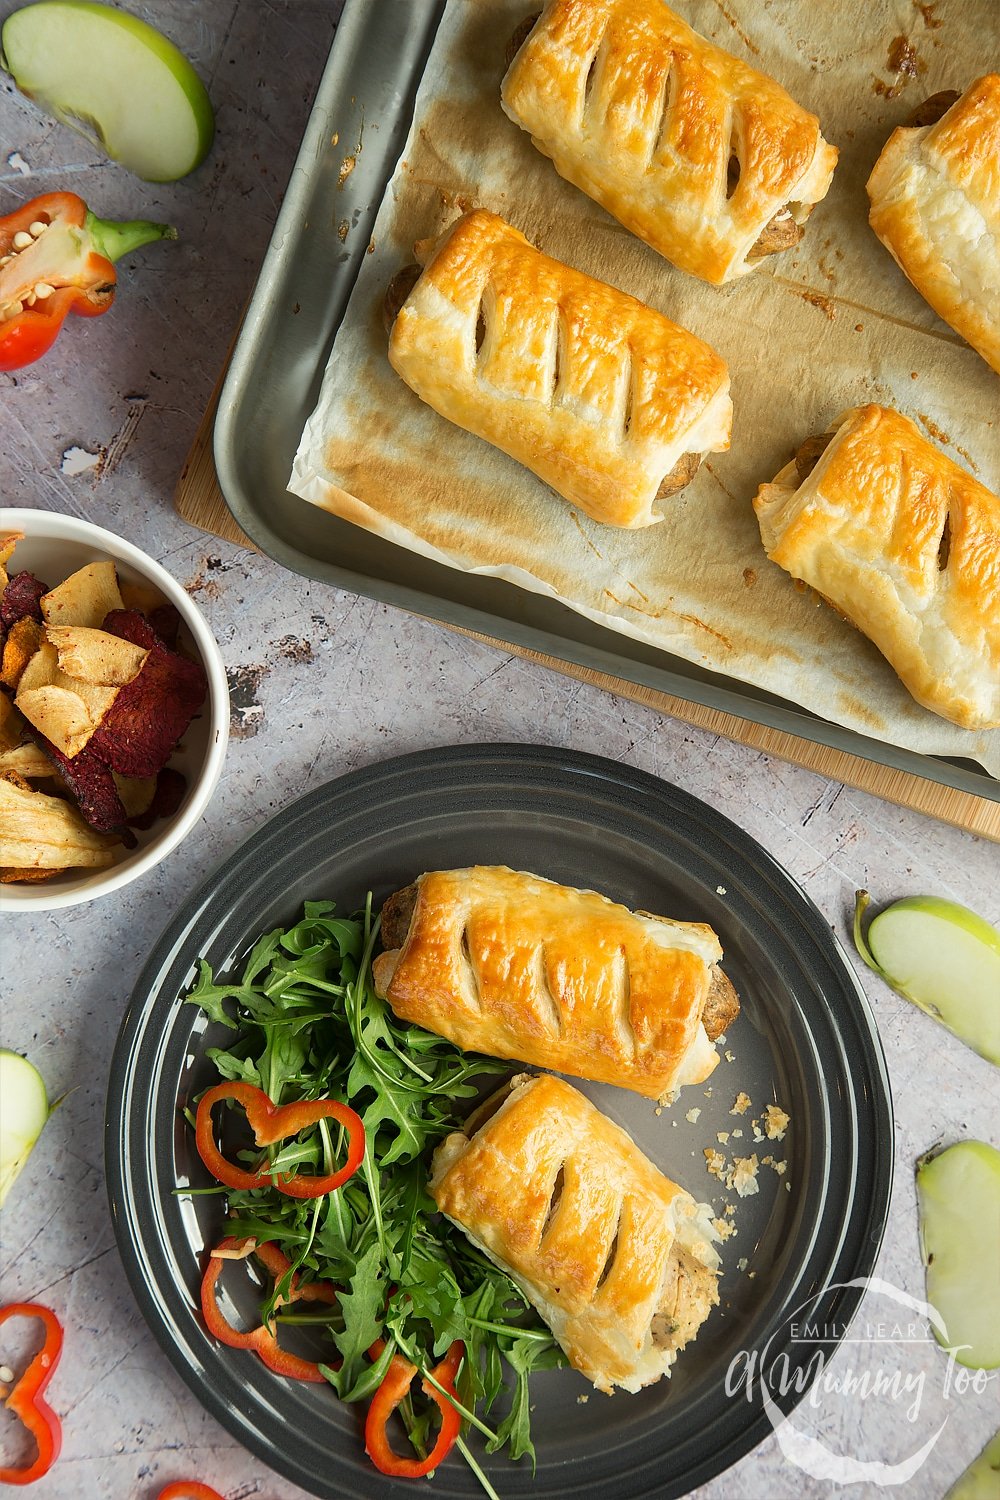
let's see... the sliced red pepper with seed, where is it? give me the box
[365,1337,464,1478]
[0,1302,64,1486]
[195,1081,365,1199]
[0,192,176,372]
[157,1484,226,1500]
[200,1235,338,1383]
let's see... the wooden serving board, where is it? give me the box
[176,383,1000,842]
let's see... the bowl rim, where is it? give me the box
[0,507,229,912]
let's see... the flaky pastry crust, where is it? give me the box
[753,405,1000,730]
[430,1073,720,1392]
[501,0,838,284]
[867,75,1000,375]
[373,865,738,1099]
[387,209,732,528]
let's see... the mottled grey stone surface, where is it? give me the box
[1,4,997,1498]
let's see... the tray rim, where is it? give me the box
[104,741,895,1500]
[212,0,1000,809]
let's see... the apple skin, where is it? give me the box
[944,1427,1000,1500]
[0,1049,50,1208]
[2,1,214,182]
[917,1140,1000,1371]
[854,891,1000,1067]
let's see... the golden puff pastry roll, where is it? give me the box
[501,1,838,286]
[754,405,1000,731]
[867,76,1000,376]
[430,1073,720,1393]
[384,209,732,529]
[373,865,740,1100]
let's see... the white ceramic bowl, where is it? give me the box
[0,508,229,911]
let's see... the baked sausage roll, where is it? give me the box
[500,1,838,286]
[430,1073,720,1393]
[753,405,1000,731]
[867,76,1000,375]
[373,865,740,1100]
[385,209,732,529]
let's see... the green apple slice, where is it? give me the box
[1,1,214,182]
[0,1049,50,1207]
[945,1429,1000,1499]
[854,891,1000,1066]
[917,1141,1000,1370]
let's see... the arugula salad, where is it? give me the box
[182,898,567,1494]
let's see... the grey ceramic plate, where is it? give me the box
[106,744,892,1498]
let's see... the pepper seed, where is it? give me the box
[12,231,33,250]
[33,282,54,299]
[28,221,47,237]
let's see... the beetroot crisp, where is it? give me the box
[101,607,159,651]
[88,631,208,779]
[1,570,47,631]
[127,767,187,830]
[34,732,136,842]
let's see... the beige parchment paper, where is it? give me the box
[290,0,1000,775]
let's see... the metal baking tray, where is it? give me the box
[214,0,999,805]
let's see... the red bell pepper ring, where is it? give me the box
[157,1484,227,1500]
[365,1337,464,1479]
[0,192,176,371]
[200,1235,338,1383]
[195,1080,365,1199]
[0,1302,64,1486]
[157,1485,226,1500]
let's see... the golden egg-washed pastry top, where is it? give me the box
[430,1073,720,1392]
[754,405,1000,731]
[867,75,1000,376]
[372,865,737,1100]
[500,0,838,285]
[387,209,731,529]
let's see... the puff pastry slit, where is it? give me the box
[374,865,739,1099]
[867,74,1000,376]
[501,0,838,285]
[754,405,1000,730]
[429,1073,721,1392]
[385,209,732,529]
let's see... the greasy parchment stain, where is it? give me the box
[291,0,1000,776]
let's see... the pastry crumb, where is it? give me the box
[704,1147,727,1180]
[724,1050,736,1063]
[703,1087,713,1099]
[716,1033,727,1047]
[654,1106,663,1116]
[716,884,727,895]
[686,1107,702,1124]
[712,1215,737,1241]
[716,1130,730,1144]
[577,1394,589,1404]
[731,1128,743,1138]
[763,1104,790,1140]
[724,1203,735,1217]
[732,1092,751,1116]
[751,1121,764,1142]
[737,1257,748,1272]
[730,1155,760,1198]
